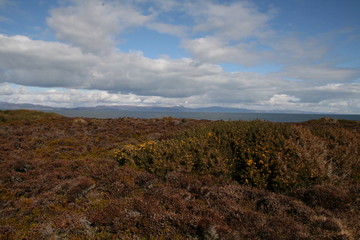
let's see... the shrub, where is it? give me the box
[114,120,360,191]
[290,185,352,211]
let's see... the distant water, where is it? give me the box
[47,110,360,122]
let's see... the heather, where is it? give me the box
[0,110,359,239]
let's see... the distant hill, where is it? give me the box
[0,102,314,114]
[72,105,257,113]
[0,102,256,113]
[0,102,57,110]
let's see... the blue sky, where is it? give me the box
[0,0,360,113]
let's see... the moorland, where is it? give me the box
[0,110,359,239]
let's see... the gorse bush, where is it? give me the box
[115,120,360,191]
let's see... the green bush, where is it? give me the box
[115,120,359,191]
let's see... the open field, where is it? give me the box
[0,110,359,239]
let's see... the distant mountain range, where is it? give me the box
[0,102,57,111]
[71,105,257,113]
[0,102,314,114]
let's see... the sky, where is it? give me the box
[0,0,360,113]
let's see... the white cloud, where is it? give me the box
[269,36,329,64]
[176,1,334,69]
[279,65,360,83]
[268,94,300,105]
[182,37,273,66]
[189,1,272,41]
[0,34,98,87]
[1,0,359,113]
[0,34,222,97]
[177,1,276,66]
[0,83,16,95]
[2,81,360,113]
[47,0,152,54]
[0,84,29,101]
[286,83,360,103]
[0,84,144,108]
[1,32,359,113]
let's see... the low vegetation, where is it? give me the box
[0,109,62,123]
[0,110,359,239]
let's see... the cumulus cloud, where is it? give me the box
[0,84,216,108]
[0,34,98,87]
[0,34,223,98]
[0,33,293,105]
[47,0,152,54]
[254,33,329,66]
[286,83,360,103]
[177,1,333,69]
[1,32,359,113]
[177,1,276,66]
[268,94,300,105]
[189,1,272,41]
[182,37,273,66]
[0,83,20,95]
[1,0,359,113]
[0,84,144,108]
[279,65,360,83]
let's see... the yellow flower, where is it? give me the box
[247,159,254,165]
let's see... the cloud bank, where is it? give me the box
[0,0,359,113]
